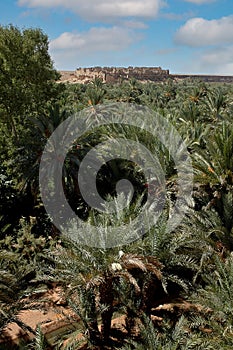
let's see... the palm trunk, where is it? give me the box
[99,274,114,343]
[85,289,101,345]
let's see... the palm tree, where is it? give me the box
[190,254,233,348]
[50,236,164,345]
[85,78,106,106]
[18,103,69,196]
[203,88,229,121]
[192,121,233,241]
[193,121,233,187]
[0,250,36,335]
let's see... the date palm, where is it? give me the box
[190,254,233,348]
[18,103,69,195]
[203,88,229,121]
[192,122,233,238]
[51,236,163,345]
[193,121,233,187]
[85,78,106,106]
[0,250,36,335]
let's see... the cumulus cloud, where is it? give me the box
[49,26,140,69]
[18,0,164,21]
[50,26,136,51]
[200,46,233,74]
[123,20,148,29]
[161,11,195,21]
[175,15,233,47]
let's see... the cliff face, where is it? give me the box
[75,66,169,83]
[59,66,169,83]
[59,67,233,84]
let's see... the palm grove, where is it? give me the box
[1,24,233,349]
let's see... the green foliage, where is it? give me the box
[0,165,19,234]
[2,34,233,348]
[121,314,215,350]
[0,217,51,262]
[0,24,65,219]
[0,24,61,139]
[0,248,36,332]
[32,326,48,350]
[189,254,233,348]
[203,88,230,121]
[193,122,233,187]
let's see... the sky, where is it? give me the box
[0,0,233,74]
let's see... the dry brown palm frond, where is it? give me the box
[151,314,163,322]
[146,256,164,269]
[152,300,212,314]
[117,270,141,294]
[121,255,147,272]
[121,254,163,280]
[144,263,163,280]
[86,276,105,290]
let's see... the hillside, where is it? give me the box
[59,67,233,84]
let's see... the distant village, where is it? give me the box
[59,66,233,84]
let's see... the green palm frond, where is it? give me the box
[202,88,230,121]
[32,326,47,350]
[193,122,233,186]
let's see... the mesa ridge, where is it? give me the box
[59,66,233,84]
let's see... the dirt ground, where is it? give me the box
[0,284,129,349]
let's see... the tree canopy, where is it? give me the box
[0,25,62,139]
[1,25,233,347]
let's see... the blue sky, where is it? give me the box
[0,0,233,74]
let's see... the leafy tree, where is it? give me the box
[0,25,65,234]
[0,25,62,140]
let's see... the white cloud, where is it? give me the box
[184,0,215,4]
[18,0,164,21]
[175,15,233,47]
[173,45,233,75]
[160,11,195,21]
[123,20,148,29]
[49,26,140,69]
[200,46,233,74]
[50,26,136,51]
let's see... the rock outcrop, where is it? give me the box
[59,66,169,84]
[59,67,233,84]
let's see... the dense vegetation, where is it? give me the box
[1,25,233,349]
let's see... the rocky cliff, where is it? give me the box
[59,67,233,84]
